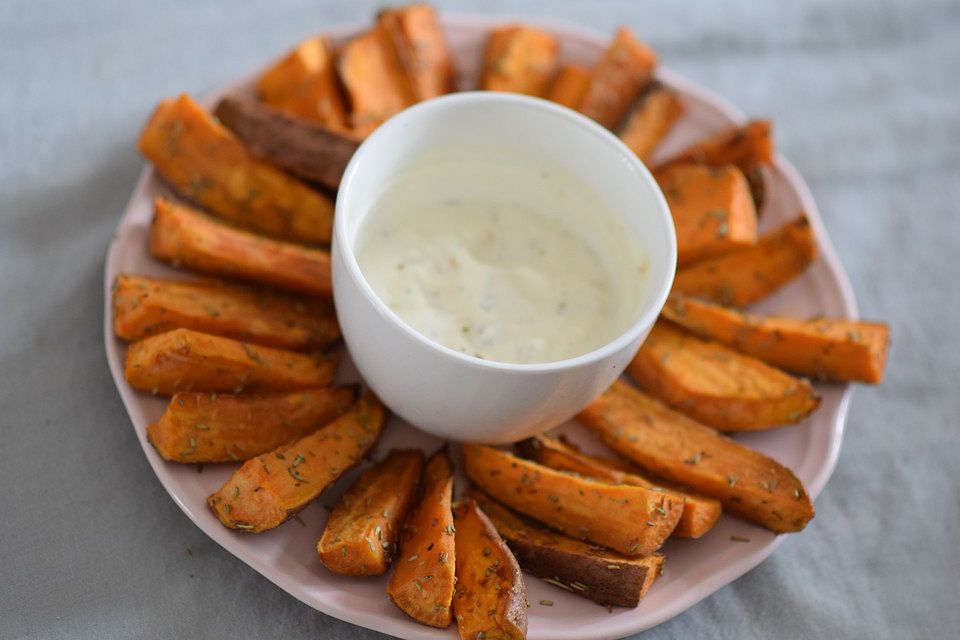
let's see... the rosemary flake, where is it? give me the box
[541,577,573,592]
[287,466,309,483]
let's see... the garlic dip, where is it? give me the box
[355,145,649,365]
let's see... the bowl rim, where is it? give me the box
[333,90,677,373]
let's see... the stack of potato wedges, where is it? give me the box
[113,4,890,638]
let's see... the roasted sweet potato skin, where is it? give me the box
[123,328,338,395]
[207,392,385,533]
[578,26,658,129]
[463,444,681,556]
[672,216,817,307]
[317,449,424,576]
[148,386,356,463]
[452,499,527,640]
[137,94,333,244]
[149,198,332,298]
[655,163,758,267]
[619,82,685,163]
[630,321,821,431]
[256,35,349,130]
[379,4,454,100]
[481,26,559,96]
[387,449,456,628]
[214,96,359,191]
[578,380,815,533]
[113,274,339,350]
[338,25,416,136]
[469,490,664,608]
[662,294,891,383]
[517,435,721,539]
[546,64,591,108]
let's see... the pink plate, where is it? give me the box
[104,14,857,640]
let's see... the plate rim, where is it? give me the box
[103,13,857,640]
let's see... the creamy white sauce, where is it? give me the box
[355,146,649,364]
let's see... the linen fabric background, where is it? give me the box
[1,1,958,638]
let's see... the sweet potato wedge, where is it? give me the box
[452,499,527,640]
[138,94,334,244]
[469,490,664,607]
[618,82,686,163]
[379,4,454,100]
[662,294,891,383]
[578,380,815,533]
[317,449,424,576]
[147,386,356,463]
[338,24,416,136]
[660,119,774,172]
[112,274,339,350]
[672,216,818,307]
[124,328,338,395]
[517,435,721,539]
[207,392,385,532]
[256,35,349,130]
[578,26,658,130]
[214,96,359,191]
[655,163,758,267]
[480,26,559,96]
[149,198,332,297]
[545,63,591,108]
[658,119,774,209]
[629,321,820,430]
[462,445,681,556]
[387,449,456,628]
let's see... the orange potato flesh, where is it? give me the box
[578,26,658,129]
[256,35,349,131]
[452,499,527,640]
[517,435,721,539]
[672,216,818,307]
[387,449,457,628]
[112,274,339,350]
[462,444,681,556]
[147,386,356,463]
[317,449,424,576]
[149,198,332,298]
[338,25,416,137]
[379,4,455,100]
[546,63,591,108]
[137,94,334,244]
[629,321,821,431]
[481,26,559,96]
[660,119,775,172]
[655,163,758,267]
[663,293,891,383]
[123,328,338,395]
[207,392,386,533]
[618,82,685,163]
[658,119,774,209]
[578,380,815,533]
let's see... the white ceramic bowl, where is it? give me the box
[332,92,676,443]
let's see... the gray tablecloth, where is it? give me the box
[2,0,958,638]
